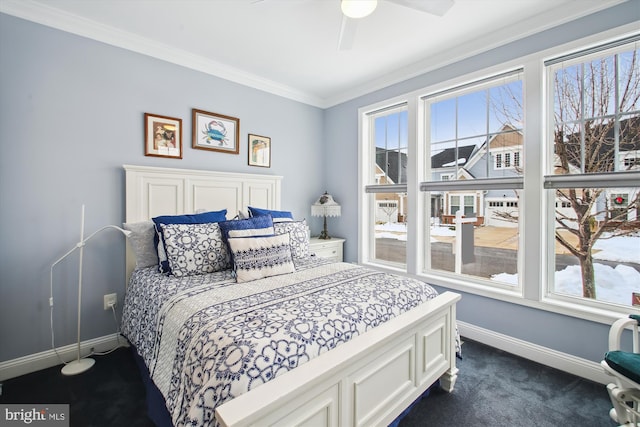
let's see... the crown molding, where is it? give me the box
[0,0,325,108]
[0,0,630,109]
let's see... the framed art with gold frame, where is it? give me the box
[144,113,182,159]
[192,109,240,154]
[248,134,271,168]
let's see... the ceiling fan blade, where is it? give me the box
[338,15,358,50]
[387,0,454,16]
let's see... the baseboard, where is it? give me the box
[1,324,610,385]
[458,321,611,385]
[0,334,128,381]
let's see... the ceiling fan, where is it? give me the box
[338,0,455,50]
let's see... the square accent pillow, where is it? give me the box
[218,216,275,241]
[274,219,309,259]
[228,234,295,283]
[159,222,230,277]
[152,209,227,274]
[123,220,158,268]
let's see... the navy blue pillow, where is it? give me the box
[152,209,227,274]
[218,215,275,240]
[248,206,294,220]
[153,210,227,226]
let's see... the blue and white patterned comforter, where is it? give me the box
[121,257,442,427]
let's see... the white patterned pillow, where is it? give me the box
[160,222,231,277]
[227,234,295,283]
[274,219,309,259]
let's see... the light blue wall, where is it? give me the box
[324,0,640,363]
[1,1,638,366]
[0,13,325,362]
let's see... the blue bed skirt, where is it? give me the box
[131,346,173,427]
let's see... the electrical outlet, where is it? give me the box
[103,293,117,310]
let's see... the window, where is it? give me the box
[359,27,640,320]
[624,156,640,169]
[495,150,521,169]
[545,37,639,308]
[365,104,409,267]
[424,70,523,289]
[449,194,475,216]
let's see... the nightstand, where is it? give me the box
[309,237,345,262]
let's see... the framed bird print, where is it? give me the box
[192,109,240,154]
[144,113,182,159]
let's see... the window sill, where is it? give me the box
[362,261,632,326]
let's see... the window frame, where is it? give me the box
[358,23,640,325]
[361,100,413,270]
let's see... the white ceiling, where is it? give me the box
[0,0,628,107]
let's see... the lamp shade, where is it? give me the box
[311,192,341,239]
[311,192,341,218]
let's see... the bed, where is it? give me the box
[120,164,461,427]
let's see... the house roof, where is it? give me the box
[376,148,407,184]
[431,145,477,169]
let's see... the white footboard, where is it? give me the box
[216,291,460,427]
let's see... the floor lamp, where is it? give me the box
[50,205,131,376]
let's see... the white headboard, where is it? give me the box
[123,164,283,278]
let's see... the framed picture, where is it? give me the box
[248,134,271,168]
[144,113,182,159]
[192,109,240,154]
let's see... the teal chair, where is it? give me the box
[602,315,640,426]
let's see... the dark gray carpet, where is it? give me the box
[400,339,616,427]
[0,339,615,426]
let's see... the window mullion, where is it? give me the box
[614,53,620,172]
[405,97,420,275]
[523,57,544,301]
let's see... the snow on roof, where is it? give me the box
[441,158,467,167]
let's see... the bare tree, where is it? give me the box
[552,50,640,298]
[493,49,640,299]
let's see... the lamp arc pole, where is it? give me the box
[51,205,130,376]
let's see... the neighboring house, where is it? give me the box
[557,116,640,225]
[430,144,478,225]
[463,125,524,227]
[374,126,523,226]
[429,119,639,228]
[374,147,407,223]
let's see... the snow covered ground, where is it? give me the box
[493,235,640,305]
[375,222,640,306]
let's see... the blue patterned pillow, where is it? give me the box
[160,222,230,277]
[227,234,295,283]
[274,219,309,259]
[218,216,275,240]
[152,209,227,274]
